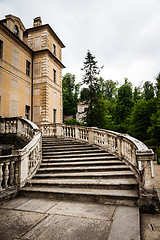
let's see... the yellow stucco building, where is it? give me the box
[0,14,65,124]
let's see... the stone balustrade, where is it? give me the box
[0,117,41,201]
[39,123,159,210]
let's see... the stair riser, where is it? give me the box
[40,162,125,167]
[37,168,130,174]
[19,190,138,206]
[42,149,106,155]
[33,175,135,180]
[42,158,118,162]
[27,183,138,190]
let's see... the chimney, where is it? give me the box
[33,17,42,27]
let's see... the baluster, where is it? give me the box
[14,161,19,185]
[0,163,4,190]
[9,161,15,186]
[3,162,9,188]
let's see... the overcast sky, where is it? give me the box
[1,0,160,87]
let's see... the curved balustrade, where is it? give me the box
[39,123,155,192]
[0,117,41,200]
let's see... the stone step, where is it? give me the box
[42,149,106,154]
[38,165,130,174]
[40,160,125,167]
[42,155,118,162]
[19,186,138,205]
[42,142,88,146]
[33,171,135,179]
[42,152,112,159]
[28,178,138,190]
[42,145,97,150]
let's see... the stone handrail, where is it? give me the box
[39,123,155,191]
[0,117,41,200]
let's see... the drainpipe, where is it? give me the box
[31,52,34,121]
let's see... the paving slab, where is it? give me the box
[0,208,47,240]
[0,196,30,209]
[108,206,140,240]
[22,214,110,240]
[141,214,160,240]
[47,200,116,220]
[15,198,60,213]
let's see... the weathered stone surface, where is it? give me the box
[23,214,110,240]
[0,196,30,209]
[15,198,59,213]
[0,209,47,240]
[47,200,115,220]
[141,214,160,240]
[108,206,140,240]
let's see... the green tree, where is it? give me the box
[143,81,154,101]
[80,88,90,102]
[81,50,105,127]
[102,79,118,100]
[129,98,157,141]
[114,83,133,125]
[62,73,80,117]
[133,86,142,102]
[147,73,160,144]
[81,50,103,109]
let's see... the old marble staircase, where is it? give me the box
[19,137,139,205]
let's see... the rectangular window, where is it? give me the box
[0,40,3,59]
[34,63,41,77]
[12,49,19,68]
[26,60,31,76]
[35,37,41,49]
[33,106,40,122]
[53,69,56,82]
[53,44,56,55]
[10,100,18,117]
[53,109,56,123]
[25,105,30,119]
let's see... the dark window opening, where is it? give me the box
[0,40,3,59]
[53,69,56,82]
[25,105,30,119]
[53,109,56,123]
[53,44,56,55]
[14,25,19,36]
[26,60,31,76]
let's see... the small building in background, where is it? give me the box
[76,101,88,123]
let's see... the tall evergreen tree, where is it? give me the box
[81,50,105,127]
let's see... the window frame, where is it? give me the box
[0,40,3,59]
[53,109,56,123]
[26,60,31,76]
[25,105,30,120]
[53,43,56,55]
[14,25,19,36]
[53,69,56,82]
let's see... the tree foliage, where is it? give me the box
[62,73,80,117]
[62,56,160,151]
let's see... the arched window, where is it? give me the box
[14,25,19,36]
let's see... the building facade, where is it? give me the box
[0,15,65,124]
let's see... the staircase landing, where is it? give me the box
[0,196,140,240]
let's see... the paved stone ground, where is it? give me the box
[141,161,160,240]
[0,197,140,240]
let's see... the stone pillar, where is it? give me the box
[137,150,160,213]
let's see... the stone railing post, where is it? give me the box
[136,150,160,212]
[88,128,95,145]
[56,123,63,137]
[75,126,79,139]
